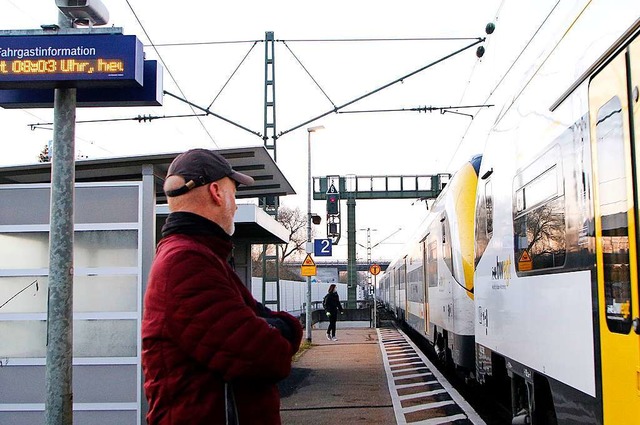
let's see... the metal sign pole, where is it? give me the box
[45,12,77,425]
[373,274,377,328]
[306,129,313,343]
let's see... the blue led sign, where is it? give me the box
[0,34,143,89]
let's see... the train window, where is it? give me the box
[397,262,406,287]
[427,234,438,287]
[475,179,492,267]
[595,96,632,334]
[513,163,567,272]
[485,179,494,235]
[407,267,424,302]
[515,166,558,213]
[441,215,455,278]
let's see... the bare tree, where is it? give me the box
[277,206,311,263]
[37,143,89,162]
[251,205,314,278]
[37,144,50,163]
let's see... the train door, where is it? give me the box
[441,214,454,328]
[421,237,430,336]
[397,258,407,321]
[389,267,396,314]
[404,258,409,321]
[588,39,640,424]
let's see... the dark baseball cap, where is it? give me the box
[165,148,254,197]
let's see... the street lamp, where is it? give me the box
[306,125,324,343]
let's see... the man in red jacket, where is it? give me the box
[142,149,303,425]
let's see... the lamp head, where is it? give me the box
[307,125,325,133]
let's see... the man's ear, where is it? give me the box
[207,182,224,206]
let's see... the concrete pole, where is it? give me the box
[306,129,312,343]
[45,12,77,425]
[373,274,377,327]
[305,126,323,342]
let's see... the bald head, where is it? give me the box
[164,175,238,235]
[164,175,208,211]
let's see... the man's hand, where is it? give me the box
[326,312,331,317]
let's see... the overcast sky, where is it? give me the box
[1,0,518,261]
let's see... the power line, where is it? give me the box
[147,40,260,47]
[0,280,38,310]
[277,37,483,43]
[145,36,479,46]
[446,0,561,170]
[278,37,486,137]
[22,110,116,156]
[24,28,488,145]
[208,41,259,110]
[28,113,209,129]
[124,0,218,147]
[3,0,28,16]
[339,104,493,118]
[164,91,262,138]
[281,41,337,109]
[457,0,506,105]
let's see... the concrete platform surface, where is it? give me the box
[279,327,396,425]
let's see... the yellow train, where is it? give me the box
[379,1,640,423]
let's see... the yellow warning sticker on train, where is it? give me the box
[518,250,532,271]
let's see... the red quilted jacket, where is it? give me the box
[142,214,302,425]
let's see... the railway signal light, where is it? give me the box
[327,193,340,216]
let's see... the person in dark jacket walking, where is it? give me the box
[142,149,303,425]
[323,284,343,341]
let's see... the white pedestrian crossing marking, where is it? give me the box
[378,326,486,425]
[402,400,456,414]
[399,388,448,401]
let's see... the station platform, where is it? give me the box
[279,324,486,425]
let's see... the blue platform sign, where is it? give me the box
[0,34,144,89]
[314,239,333,257]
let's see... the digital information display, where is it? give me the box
[0,60,163,109]
[0,34,143,89]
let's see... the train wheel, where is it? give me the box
[510,373,558,425]
[435,330,454,370]
[533,375,557,425]
[443,334,454,370]
[434,331,446,363]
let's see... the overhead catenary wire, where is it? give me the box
[26,33,488,144]
[164,91,262,138]
[21,108,116,156]
[147,39,260,47]
[208,41,259,110]
[277,36,483,43]
[3,0,27,16]
[457,0,507,105]
[28,113,209,130]
[339,104,493,118]
[445,0,562,170]
[278,37,486,137]
[281,40,337,109]
[0,279,38,310]
[147,36,481,46]
[124,0,218,147]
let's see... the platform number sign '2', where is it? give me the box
[314,239,332,257]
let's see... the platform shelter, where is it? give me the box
[0,146,293,425]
